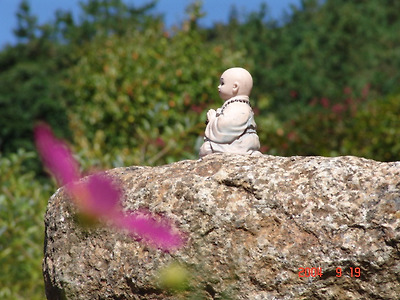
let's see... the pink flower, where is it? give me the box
[34,124,80,185]
[69,174,121,218]
[155,137,166,147]
[343,86,352,95]
[362,83,370,98]
[34,124,185,251]
[320,98,330,108]
[331,103,345,114]
[287,131,297,141]
[115,210,184,251]
[190,105,202,113]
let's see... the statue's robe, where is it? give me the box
[199,96,260,157]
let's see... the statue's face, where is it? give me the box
[218,71,236,101]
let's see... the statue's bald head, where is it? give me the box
[220,67,253,98]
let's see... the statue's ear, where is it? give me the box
[232,82,239,95]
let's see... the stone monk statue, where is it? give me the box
[199,67,261,157]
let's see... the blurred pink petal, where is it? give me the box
[34,124,80,185]
[70,174,121,218]
[115,210,185,251]
[35,123,185,251]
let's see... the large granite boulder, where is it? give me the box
[43,153,400,299]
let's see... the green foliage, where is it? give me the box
[342,94,400,161]
[66,17,245,168]
[264,93,400,162]
[0,0,74,157]
[0,150,54,300]
[215,0,400,113]
[264,90,368,157]
[13,0,39,41]
[0,42,71,155]
[0,0,160,157]
[208,0,400,161]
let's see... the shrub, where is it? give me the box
[0,149,54,299]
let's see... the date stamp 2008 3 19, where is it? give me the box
[298,267,361,278]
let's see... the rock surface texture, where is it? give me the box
[43,153,400,299]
